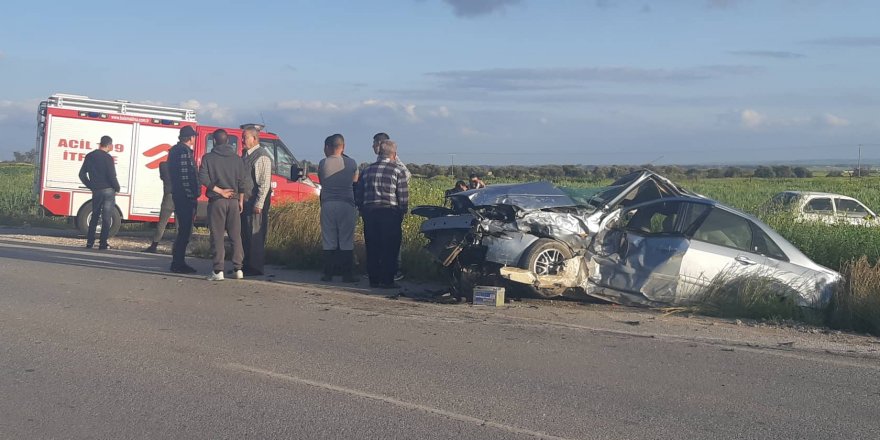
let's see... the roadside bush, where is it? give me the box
[828,257,880,335]
[688,271,809,323]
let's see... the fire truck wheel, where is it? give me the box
[75,201,122,238]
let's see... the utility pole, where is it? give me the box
[858,144,862,178]
[450,153,456,179]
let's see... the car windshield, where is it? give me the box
[559,185,628,209]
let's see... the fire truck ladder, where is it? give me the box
[47,94,197,122]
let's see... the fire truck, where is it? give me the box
[34,93,319,237]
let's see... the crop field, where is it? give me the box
[3,163,879,333]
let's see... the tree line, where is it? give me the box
[402,164,868,181]
[9,148,865,180]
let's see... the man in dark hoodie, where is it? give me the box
[78,135,120,250]
[198,129,252,281]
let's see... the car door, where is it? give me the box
[589,200,702,304]
[801,197,834,224]
[834,198,872,226]
[678,206,775,297]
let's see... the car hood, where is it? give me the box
[449,181,578,210]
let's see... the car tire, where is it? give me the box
[518,238,573,298]
[75,201,121,238]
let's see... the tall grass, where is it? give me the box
[829,258,880,335]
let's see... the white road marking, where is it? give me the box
[225,363,575,440]
[0,240,149,260]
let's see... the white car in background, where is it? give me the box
[767,191,879,226]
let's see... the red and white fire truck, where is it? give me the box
[34,93,319,237]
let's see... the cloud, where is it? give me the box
[816,113,850,128]
[740,109,766,128]
[804,36,880,47]
[425,65,761,91]
[719,109,855,131]
[707,0,744,9]
[179,99,234,124]
[441,0,522,17]
[728,50,806,59]
[273,99,450,125]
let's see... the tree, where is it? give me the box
[12,149,36,163]
[753,166,774,178]
[685,168,702,180]
[706,168,722,179]
[723,166,743,178]
[772,165,794,178]
[792,167,813,178]
[826,170,844,177]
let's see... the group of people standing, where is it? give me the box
[78,127,414,288]
[317,132,410,289]
[78,125,273,281]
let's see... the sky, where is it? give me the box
[1,0,879,165]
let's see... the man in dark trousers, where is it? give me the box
[240,125,273,276]
[143,160,173,253]
[78,135,120,250]
[199,129,251,281]
[167,125,220,273]
[356,139,409,288]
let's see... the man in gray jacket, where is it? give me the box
[198,129,252,281]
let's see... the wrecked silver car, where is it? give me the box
[413,171,840,308]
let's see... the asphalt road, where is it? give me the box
[1,238,878,439]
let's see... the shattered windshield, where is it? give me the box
[559,184,629,209]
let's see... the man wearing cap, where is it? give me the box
[356,139,409,288]
[78,135,120,250]
[199,129,251,281]
[168,125,223,273]
[240,125,273,276]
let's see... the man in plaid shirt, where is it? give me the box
[356,139,409,288]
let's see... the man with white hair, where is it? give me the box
[370,132,410,281]
[356,139,409,289]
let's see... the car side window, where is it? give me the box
[274,140,295,179]
[691,208,752,252]
[624,201,680,234]
[804,198,833,214]
[750,224,788,261]
[835,198,868,216]
[259,138,276,163]
[205,134,238,154]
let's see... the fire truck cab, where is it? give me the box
[34,93,318,237]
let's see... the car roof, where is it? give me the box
[777,190,856,199]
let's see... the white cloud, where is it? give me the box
[740,109,765,128]
[179,99,234,124]
[817,113,850,128]
[274,99,447,124]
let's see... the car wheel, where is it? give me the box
[76,201,122,238]
[518,238,573,298]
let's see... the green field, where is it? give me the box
[4,163,879,333]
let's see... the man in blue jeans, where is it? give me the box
[78,135,120,250]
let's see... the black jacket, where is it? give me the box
[78,149,120,192]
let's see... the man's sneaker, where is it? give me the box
[233,269,244,280]
[98,244,111,250]
[142,243,158,253]
[85,243,94,249]
[394,271,405,281]
[207,271,225,281]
